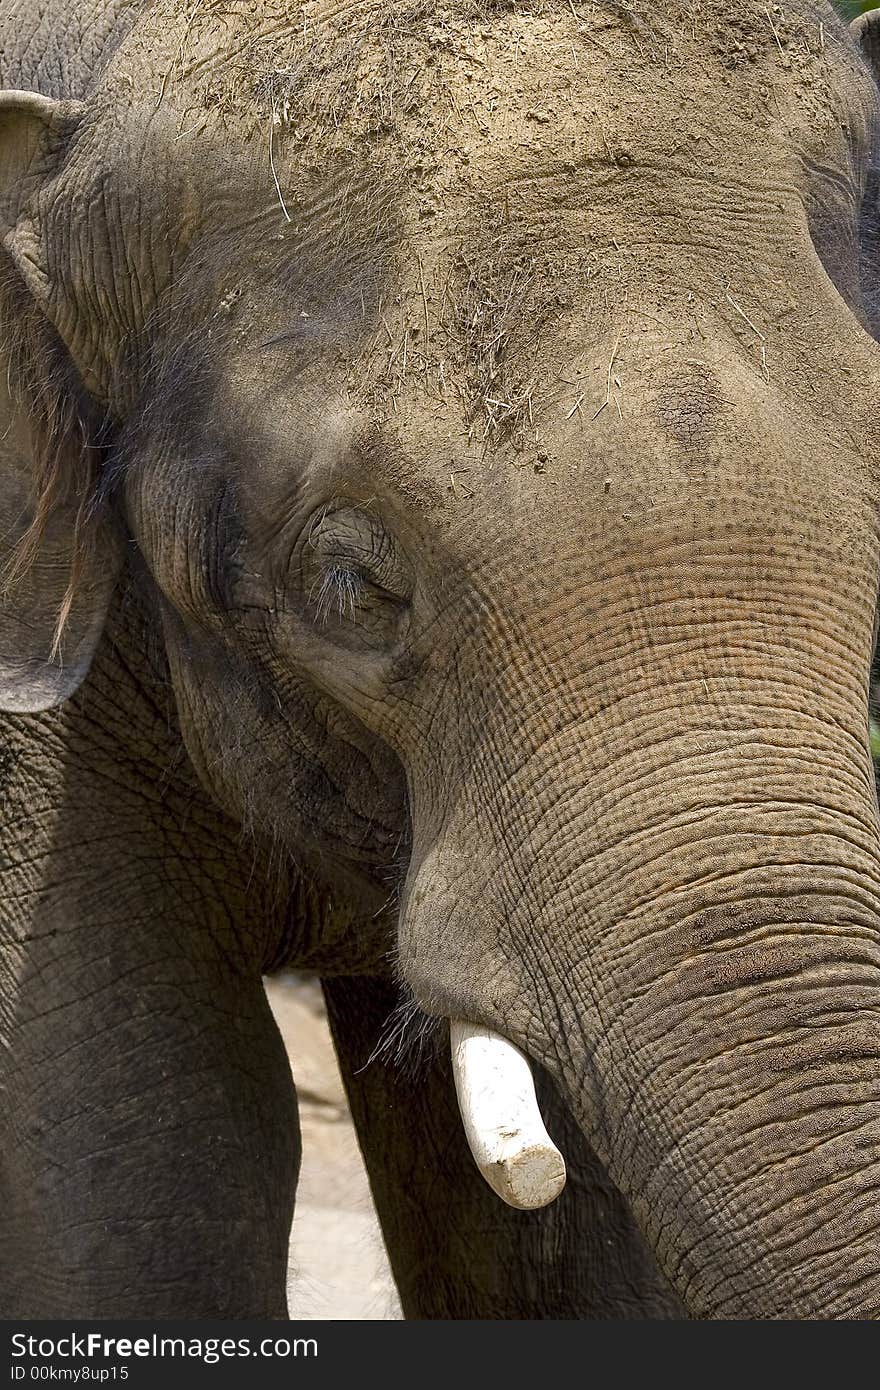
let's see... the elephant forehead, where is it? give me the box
[652,363,725,459]
[82,0,876,418]
[110,0,871,244]
[100,0,880,519]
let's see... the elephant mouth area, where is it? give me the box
[264,868,397,976]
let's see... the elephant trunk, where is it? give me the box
[595,881,880,1318]
[399,494,880,1317]
[401,711,880,1317]
[421,843,880,1317]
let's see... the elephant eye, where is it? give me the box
[300,506,411,649]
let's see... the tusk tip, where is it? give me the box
[490,1142,567,1210]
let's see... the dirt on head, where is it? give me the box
[95,0,875,464]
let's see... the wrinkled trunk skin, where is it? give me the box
[401,495,880,1319]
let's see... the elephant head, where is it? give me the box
[2,0,880,1317]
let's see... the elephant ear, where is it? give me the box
[0,89,121,713]
[852,10,880,75]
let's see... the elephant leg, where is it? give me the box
[322,975,685,1319]
[0,636,302,1318]
[0,930,300,1318]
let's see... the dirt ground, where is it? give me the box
[264,974,402,1320]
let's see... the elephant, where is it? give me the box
[1,0,880,1320]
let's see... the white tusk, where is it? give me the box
[450,1019,566,1210]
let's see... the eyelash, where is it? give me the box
[311,564,366,625]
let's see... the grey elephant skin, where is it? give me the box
[1,0,880,1320]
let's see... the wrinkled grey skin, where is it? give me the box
[1,0,880,1319]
